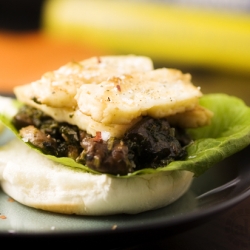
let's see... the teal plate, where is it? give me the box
[1,128,250,248]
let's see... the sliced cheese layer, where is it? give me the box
[28,55,153,109]
[76,68,203,124]
[14,55,213,137]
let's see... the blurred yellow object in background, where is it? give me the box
[42,0,250,76]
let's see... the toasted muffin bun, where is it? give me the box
[0,138,193,215]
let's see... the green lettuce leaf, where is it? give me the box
[1,93,250,178]
[166,93,250,177]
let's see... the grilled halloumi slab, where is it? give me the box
[14,55,213,138]
[76,68,204,124]
[25,55,154,109]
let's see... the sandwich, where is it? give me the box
[0,55,250,216]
